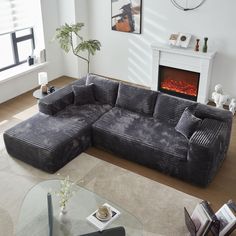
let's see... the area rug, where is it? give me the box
[0,148,201,236]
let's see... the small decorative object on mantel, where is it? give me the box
[202,37,208,53]
[169,33,179,46]
[194,39,200,51]
[38,72,48,94]
[168,32,192,48]
[212,84,230,109]
[229,99,236,115]
[170,0,206,11]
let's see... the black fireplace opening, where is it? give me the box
[158,66,200,101]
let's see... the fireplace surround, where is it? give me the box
[151,44,216,104]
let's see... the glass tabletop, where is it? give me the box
[16,180,143,236]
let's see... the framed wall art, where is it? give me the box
[169,32,192,48]
[111,0,142,34]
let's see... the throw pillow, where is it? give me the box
[72,84,95,106]
[86,75,119,105]
[175,107,202,139]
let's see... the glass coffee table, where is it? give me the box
[16,180,143,236]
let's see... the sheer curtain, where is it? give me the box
[0,0,34,35]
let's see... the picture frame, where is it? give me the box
[169,33,179,46]
[175,33,192,48]
[111,0,142,34]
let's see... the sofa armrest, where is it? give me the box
[38,77,86,115]
[187,118,231,185]
[195,103,233,123]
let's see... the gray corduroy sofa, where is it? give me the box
[4,75,233,186]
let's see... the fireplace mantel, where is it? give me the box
[151,43,216,104]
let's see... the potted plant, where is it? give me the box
[54,22,101,73]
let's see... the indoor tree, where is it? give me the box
[54,22,101,73]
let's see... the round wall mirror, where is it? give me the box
[171,0,206,11]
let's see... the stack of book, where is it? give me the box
[184,200,236,236]
[86,203,121,231]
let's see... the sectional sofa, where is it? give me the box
[4,75,233,186]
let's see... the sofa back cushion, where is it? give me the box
[86,75,119,106]
[153,93,195,125]
[72,84,95,106]
[115,83,158,116]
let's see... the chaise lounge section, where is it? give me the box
[3,75,233,186]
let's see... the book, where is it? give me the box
[185,202,212,236]
[200,200,220,235]
[215,204,236,236]
[184,207,197,235]
[191,203,211,236]
[86,203,121,231]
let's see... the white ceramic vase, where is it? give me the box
[59,206,68,224]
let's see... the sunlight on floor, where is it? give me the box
[13,105,38,120]
[0,120,8,126]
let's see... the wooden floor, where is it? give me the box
[0,76,235,211]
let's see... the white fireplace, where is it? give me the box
[151,43,216,104]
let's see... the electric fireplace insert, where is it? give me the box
[158,66,200,101]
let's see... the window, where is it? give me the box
[0,28,35,72]
[0,0,44,72]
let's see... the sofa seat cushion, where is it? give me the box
[4,104,111,173]
[92,107,189,160]
[56,103,112,125]
[6,103,111,150]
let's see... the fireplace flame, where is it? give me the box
[161,79,197,97]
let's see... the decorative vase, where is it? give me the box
[59,206,68,224]
[195,39,200,51]
[202,37,208,53]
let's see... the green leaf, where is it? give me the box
[75,40,101,55]
[53,22,101,69]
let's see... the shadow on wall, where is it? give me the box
[127,7,167,86]
[210,52,236,99]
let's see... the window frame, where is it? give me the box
[0,28,35,72]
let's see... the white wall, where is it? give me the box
[0,0,64,104]
[2,0,235,104]
[40,0,64,80]
[75,0,90,77]
[88,0,236,98]
[58,0,78,78]
[57,0,89,78]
